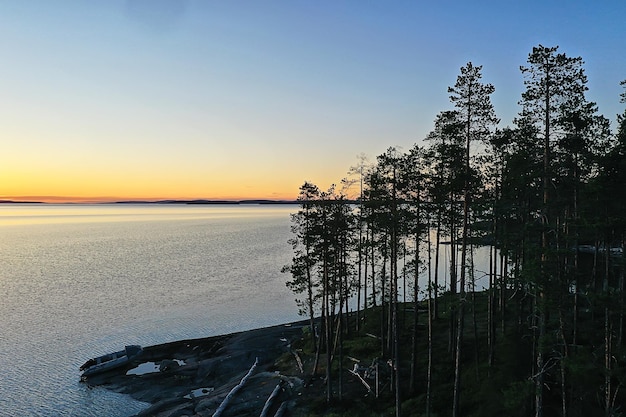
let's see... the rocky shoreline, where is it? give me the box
[82,321,311,417]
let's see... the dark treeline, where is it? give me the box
[282,45,626,417]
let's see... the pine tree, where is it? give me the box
[283,181,322,374]
[518,44,593,417]
[448,62,498,417]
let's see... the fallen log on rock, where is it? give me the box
[291,350,304,374]
[349,366,373,395]
[211,357,259,417]
[259,383,282,417]
[273,401,288,417]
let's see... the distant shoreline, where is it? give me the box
[0,200,44,204]
[0,199,360,205]
[0,199,302,205]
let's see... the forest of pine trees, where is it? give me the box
[282,45,626,417]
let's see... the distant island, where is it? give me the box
[0,199,304,205]
[0,200,44,204]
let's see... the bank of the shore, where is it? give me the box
[83,293,626,417]
[81,320,312,417]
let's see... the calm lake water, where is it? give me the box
[0,203,492,416]
[0,204,300,417]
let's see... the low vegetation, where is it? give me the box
[282,290,625,417]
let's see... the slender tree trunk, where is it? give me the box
[604,229,612,417]
[573,244,579,347]
[411,233,420,393]
[559,308,569,417]
[561,357,567,417]
[387,255,394,385]
[343,249,350,337]
[516,252,523,328]
[305,260,317,374]
[453,102,471,417]
[434,213,441,319]
[453,301,465,417]
[403,244,407,325]
[450,214,457,295]
[391,168,401,417]
[449,218,457,356]
[303,205,319,375]
[357,227,363,332]
[372,227,377,307]
[363,231,369,326]
[605,306,612,417]
[324,248,332,403]
[489,162,499,369]
[426,227,433,417]
[619,238,625,348]
[593,240,599,291]
[500,252,507,335]
[393,242,401,417]
[536,60,551,417]
[488,243,495,367]
[535,298,546,417]
[470,244,479,380]
[338,272,344,401]
[381,237,388,357]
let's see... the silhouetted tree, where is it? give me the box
[448,62,498,417]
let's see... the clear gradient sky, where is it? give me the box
[1,1,625,202]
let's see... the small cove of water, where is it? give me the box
[0,204,300,417]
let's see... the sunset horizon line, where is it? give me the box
[0,195,300,204]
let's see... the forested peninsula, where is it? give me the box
[280,44,626,417]
[87,44,626,417]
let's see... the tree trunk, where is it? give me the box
[488,243,495,367]
[425,227,433,414]
[381,238,388,357]
[453,99,472,417]
[604,230,611,417]
[324,249,332,403]
[305,247,317,374]
[619,238,625,348]
[535,302,546,417]
[470,245,479,380]
[357,227,363,332]
[393,252,401,417]
[411,234,421,393]
[338,303,344,400]
[449,221,457,356]
[363,231,369,327]
[536,57,552,417]
[559,308,568,417]
[452,301,465,417]
[391,168,401,417]
[605,306,612,417]
[371,227,377,307]
[434,213,441,320]
[500,252,507,335]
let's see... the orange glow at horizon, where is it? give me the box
[0,132,349,203]
[0,167,335,203]
[0,184,301,203]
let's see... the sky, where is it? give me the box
[1,0,625,202]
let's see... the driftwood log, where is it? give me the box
[349,367,373,395]
[259,383,282,417]
[211,357,259,417]
[291,350,304,374]
[273,401,288,417]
